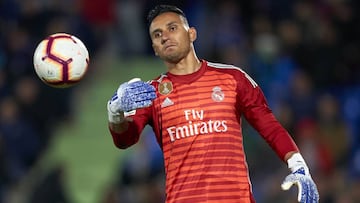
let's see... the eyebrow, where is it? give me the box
[150,21,179,35]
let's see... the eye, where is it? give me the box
[153,32,162,39]
[169,25,177,32]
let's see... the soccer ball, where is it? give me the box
[33,33,89,88]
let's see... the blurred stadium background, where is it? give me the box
[1,0,360,202]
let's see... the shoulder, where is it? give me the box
[206,61,240,70]
[206,61,258,88]
[205,61,248,78]
[206,61,246,75]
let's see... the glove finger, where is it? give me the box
[301,179,315,203]
[307,181,319,203]
[141,91,156,101]
[134,100,153,109]
[128,78,141,83]
[116,82,146,98]
[108,100,119,113]
[307,182,314,203]
[110,91,118,102]
[120,92,156,111]
[129,92,156,102]
[311,180,320,202]
[281,174,296,190]
[128,80,152,89]
[297,180,304,202]
[135,86,156,94]
[128,82,155,93]
[315,187,320,202]
[281,181,293,191]
[122,88,155,102]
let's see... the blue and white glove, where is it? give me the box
[281,153,319,203]
[107,78,156,123]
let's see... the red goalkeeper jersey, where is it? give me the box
[109,60,298,203]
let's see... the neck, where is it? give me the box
[165,52,201,75]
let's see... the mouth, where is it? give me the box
[163,43,177,51]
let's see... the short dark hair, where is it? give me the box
[147,5,187,25]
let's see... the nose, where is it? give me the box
[161,31,170,44]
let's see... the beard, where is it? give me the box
[160,52,184,63]
[159,43,191,64]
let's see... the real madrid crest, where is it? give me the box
[159,81,173,95]
[212,86,224,102]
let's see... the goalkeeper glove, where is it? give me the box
[281,153,319,203]
[107,78,156,123]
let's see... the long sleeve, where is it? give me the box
[109,107,152,149]
[235,69,299,161]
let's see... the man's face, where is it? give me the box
[149,12,195,63]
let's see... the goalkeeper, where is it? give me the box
[107,4,319,203]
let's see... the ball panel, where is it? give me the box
[68,54,88,81]
[48,38,77,62]
[70,35,90,59]
[36,58,64,82]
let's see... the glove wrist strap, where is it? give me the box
[108,110,125,124]
[287,153,309,173]
[107,101,125,124]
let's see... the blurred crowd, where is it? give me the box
[1,0,360,202]
[0,0,101,202]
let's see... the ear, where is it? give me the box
[189,27,197,42]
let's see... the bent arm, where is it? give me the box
[108,118,142,149]
[108,108,151,149]
[109,118,130,134]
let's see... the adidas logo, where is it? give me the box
[161,97,174,108]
